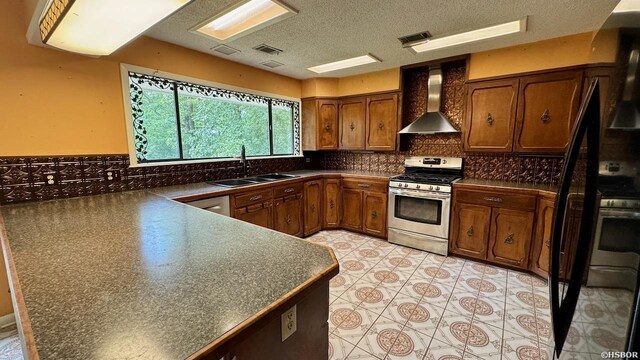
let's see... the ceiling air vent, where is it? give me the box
[398,31,431,48]
[212,44,240,55]
[253,44,283,55]
[261,60,284,68]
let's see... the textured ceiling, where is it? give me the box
[145,0,620,79]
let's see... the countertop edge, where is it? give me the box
[453,181,558,197]
[0,213,39,360]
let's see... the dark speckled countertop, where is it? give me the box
[455,178,558,195]
[0,169,365,359]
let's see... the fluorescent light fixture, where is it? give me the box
[613,0,640,13]
[308,54,381,74]
[410,17,527,53]
[193,0,297,41]
[39,0,192,56]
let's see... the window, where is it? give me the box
[127,71,300,164]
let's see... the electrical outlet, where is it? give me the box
[44,172,58,186]
[281,305,297,341]
[104,169,121,182]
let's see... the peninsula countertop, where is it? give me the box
[0,187,342,359]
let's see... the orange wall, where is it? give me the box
[468,31,618,79]
[0,0,301,157]
[301,68,401,98]
[301,77,339,98]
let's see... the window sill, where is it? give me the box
[129,155,304,168]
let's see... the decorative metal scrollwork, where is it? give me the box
[541,109,551,123]
[505,233,514,244]
[467,226,474,237]
[487,113,494,126]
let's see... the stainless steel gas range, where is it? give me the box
[387,156,463,255]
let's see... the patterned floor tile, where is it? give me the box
[424,339,464,359]
[330,333,358,360]
[346,345,383,359]
[404,300,444,338]
[384,325,432,360]
[334,307,381,345]
[432,309,472,351]
[356,316,406,359]
[501,331,544,360]
[462,319,503,359]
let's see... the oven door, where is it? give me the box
[591,208,640,268]
[388,188,451,239]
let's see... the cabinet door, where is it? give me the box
[323,179,341,228]
[450,203,491,259]
[488,208,534,268]
[274,195,304,237]
[318,100,339,150]
[304,180,323,236]
[339,97,366,150]
[234,202,273,229]
[341,189,363,232]
[531,197,554,277]
[514,71,583,153]
[366,94,398,151]
[363,191,387,237]
[464,79,519,152]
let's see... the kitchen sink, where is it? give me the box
[256,173,299,180]
[244,177,274,183]
[207,179,258,187]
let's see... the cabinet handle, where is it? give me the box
[324,123,331,131]
[541,109,551,123]
[308,181,318,185]
[249,195,262,201]
[466,226,474,237]
[544,239,550,248]
[504,233,514,244]
[358,183,370,188]
[310,204,316,213]
[487,113,494,126]
[285,214,292,225]
[372,210,377,219]
[483,196,503,203]
[377,122,384,129]
[284,188,295,193]
[350,122,355,131]
[329,199,335,209]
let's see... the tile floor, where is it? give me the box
[306,230,553,360]
[0,324,21,360]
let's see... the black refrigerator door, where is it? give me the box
[549,79,601,358]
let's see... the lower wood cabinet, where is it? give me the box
[323,178,341,228]
[273,184,304,237]
[450,203,491,260]
[531,196,554,277]
[363,192,387,237]
[341,188,363,232]
[488,208,534,268]
[233,189,274,229]
[304,180,323,236]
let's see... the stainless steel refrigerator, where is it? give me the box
[549,5,640,359]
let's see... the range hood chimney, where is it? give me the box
[610,42,640,130]
[399,66,459,134]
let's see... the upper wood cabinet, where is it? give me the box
[303,180,323,236]
[464,68,585,154]
[464,79,519,152]
[514,70,583,153]
[487,207,534,268]
[302,99,338,151]
[339,98,366,150]
[323,178,341,229]
[366,93,399,151]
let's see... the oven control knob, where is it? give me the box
[436,186,440,191]
[429,185,434,190]
[404,184,409,188]
[416,185,420,189]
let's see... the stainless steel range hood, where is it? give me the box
[610,42,640,130]
[399,66,459,134]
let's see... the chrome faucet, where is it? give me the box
[239,144,248,178]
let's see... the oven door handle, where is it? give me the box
[389,188,450,200]
[598,210,640,218]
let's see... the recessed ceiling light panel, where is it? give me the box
[613,0,640,13]
[192,0,297,42]
[39,0,192,56]
[410,17,527,53]
[308,54,381,74]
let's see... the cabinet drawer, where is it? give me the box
[234,189,273,208]
[342,179,387,193]
[455,189,536,211]
[273,183,303,198]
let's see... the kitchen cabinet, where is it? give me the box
[488,208,534,268]
[366,93,399,151]
[531,196,555,277]
[302,99,338,151]
[363,191,387,237]
[273,183,304,237]
[233,189,274,229]
[450,187,536,270]
[514,70,583,153]
[450,203,491,260]
[323,178,341,228]
[339,97,366,150]
[464,79,519,152]
[341,188,363,232]
[304,180,323,236]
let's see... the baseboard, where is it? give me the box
[0,313,15,329]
